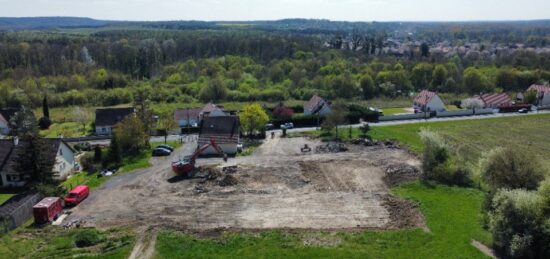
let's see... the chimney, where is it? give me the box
[13,136,18,146]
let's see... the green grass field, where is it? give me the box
[0,193,15,205]
[303,113,550,171]
[155,182,490,259]
[39,122,93,138]
[0,224,134,258]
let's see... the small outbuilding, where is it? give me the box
[475,93,512,109]
[527,84,550,106]
[304,95,331,116]
[413,90,446,113]
[95,107,135,135]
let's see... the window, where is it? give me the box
[7,174,20,182]
[102,127,107,133]
[59,148,63,156]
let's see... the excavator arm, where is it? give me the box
[190,137,228,163]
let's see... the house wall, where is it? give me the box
[177,117,200,127]
[0,120,8,135]
[208,109,227,117]
[0,172,26,188]
[201,144,238,155]
[95,126,113,135]
[426,95,446,112]
[304,100,331,116]
[53,143,75,180]
[541,94,550,106]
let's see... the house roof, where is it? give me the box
[201,103,224,114]
[95,108,135,126]
[304,95,327,112]
[199,116,239,145]
[174,108,202,121]
[477,93,512,107]
[527,84,550,95]
[0,108,20,123]
[0,138,73,176]
[414,90,437,106]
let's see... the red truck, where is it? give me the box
[33,197,64,224]
[64,185,90,207]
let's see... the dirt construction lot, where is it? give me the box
[67,136,424,231]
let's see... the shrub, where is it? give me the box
[80,153,97,172]
[419,129,472,186]
[73,229,102,248]
[480,147,545,191]
[488,189,549,258]
[38,117,52,130]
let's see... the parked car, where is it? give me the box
[64,185,89,207]
[152,147,171,156]
[265,123,275,130]
[156,144,174,152]
[33,197,64,224]
[280,122,294,129]
[518,108,529,114]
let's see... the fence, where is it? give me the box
[378,113,428,122]
[436,110,474,118]
[0,193,42,233]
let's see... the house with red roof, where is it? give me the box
[527,84,550,106]
[304,95,331,116]
[474,93,512,109]
[413,90,446,113]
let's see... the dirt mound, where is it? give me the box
[315,143,348,153]
[382,195,426,230]
[383,163,421,187]
[218,175,239,186]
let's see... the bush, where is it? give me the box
[419,129,471,186]
[480,147,545,191]
[38,117,52,130]
[73,229,102,248]
[80,153,97,172]
[488,189,550,258]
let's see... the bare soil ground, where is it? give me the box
[67,135,424,231]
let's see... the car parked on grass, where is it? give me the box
[152,147,172,156]
[156,144,174,152]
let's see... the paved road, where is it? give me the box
[282,110,550,134]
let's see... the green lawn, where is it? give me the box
[62,140,182,190]
[155,182,490,259]
[0,193,15,205]
[40,122,92,138]
[0,224,134,258]
[381,107,409,116]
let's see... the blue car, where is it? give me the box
[152,147,171,157]
[156,144,174,152]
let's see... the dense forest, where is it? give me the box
[1,18,550,108]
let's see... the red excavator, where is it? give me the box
[171,138,227,177]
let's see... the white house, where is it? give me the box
[413,90,446,113]
[95,107,135,135]
[0,113,8,136]
[0,138,77,187]
[198,116,240,156]
[527,84,550,106]
[304,95,332,116]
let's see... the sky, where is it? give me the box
[0,0,549,22]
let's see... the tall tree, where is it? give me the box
[71,106,91,135]
[9,107,38,137]
[15,135,55,184]
[239,103,269,136]
[360,75,376,100]
[322,100,347,139]
[158,112,177,143]
[42,96,50,118]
